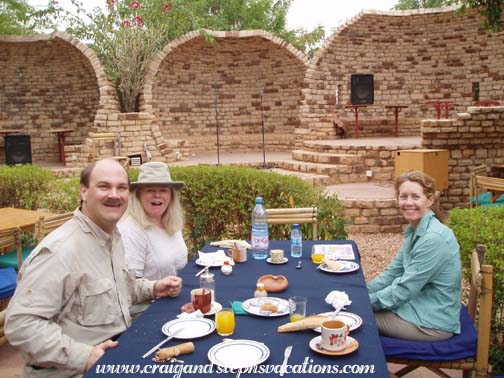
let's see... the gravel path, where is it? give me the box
[348,232,403,282]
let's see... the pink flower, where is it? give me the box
[107,0,115,10]
[162,3,173,13]
[133,15,144,27]
[128,1,141,9]
[122,19,131,28]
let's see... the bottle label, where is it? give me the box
[251,235,269,250]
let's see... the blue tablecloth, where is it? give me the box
[85,240,389,378]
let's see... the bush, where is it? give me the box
[38,176,81,213]
[166,166,347,253]
[448,206,504,374]
[0,165,54,210]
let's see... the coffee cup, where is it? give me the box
[227,245,247,263]
[191,288,212,313]
[321,320,350,351]
[270,249,284,263]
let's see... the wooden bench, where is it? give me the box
[266,207,318,240]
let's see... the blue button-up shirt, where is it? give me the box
[368,210,461,333]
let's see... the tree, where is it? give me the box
[57,0,325,112]
[0,0,60,35]
[393,0,503,31]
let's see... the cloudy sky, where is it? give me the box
[28,0,399,35]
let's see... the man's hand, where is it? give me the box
[85,340,118,372]
[154,276,183,298]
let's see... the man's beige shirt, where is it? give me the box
[5,210,156,378]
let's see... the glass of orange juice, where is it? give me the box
[215,308,235,336]
[289,296,307,323]
[311,248,324,264]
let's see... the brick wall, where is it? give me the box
[421,106,504,209]
[142,31,308,153]
[299,6,504,144]
[0,37,99,163]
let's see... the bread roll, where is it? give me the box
[277,315,328,332]
[155,342,195,361]
[323,259,341,271]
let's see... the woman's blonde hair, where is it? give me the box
[125,186,184,234]
[394,170,446,223]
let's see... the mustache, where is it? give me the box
[104,200,125,206]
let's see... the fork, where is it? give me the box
[279,345,292,377]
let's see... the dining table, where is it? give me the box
[0,207,58,233]
[84,240,389,378]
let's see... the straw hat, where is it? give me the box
[130,162,184,191]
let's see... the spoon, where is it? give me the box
[296,261,302,269]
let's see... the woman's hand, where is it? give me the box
[154,276,183,298]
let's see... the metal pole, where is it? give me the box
[213,82,220,166]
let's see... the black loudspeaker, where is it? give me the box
[5,135,32,165]
[351,74,374,105]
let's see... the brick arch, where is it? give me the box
[297,5,502,144]
[0,32,120,164]
[141,30,308,153]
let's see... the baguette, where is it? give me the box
[277,315,328,332]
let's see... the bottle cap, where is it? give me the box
[223,260,230,265]
[255,196,263,204]
[293,224,300,229]
[256,282,265,290]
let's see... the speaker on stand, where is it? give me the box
[5,135,32,165]
[351,74,374,105]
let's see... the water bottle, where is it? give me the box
[251,196,269,260]
[290,224,303,258]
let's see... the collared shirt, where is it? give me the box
[367,210,461,334]
[5,209,155,378]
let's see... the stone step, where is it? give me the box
[291,150,363,165]
[275,159,368,184]
[269,168,330,186]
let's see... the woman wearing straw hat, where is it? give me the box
[119,162,187,282]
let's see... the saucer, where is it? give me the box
[309,335,359,356]
[266,257,288,265]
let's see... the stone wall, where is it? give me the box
[142,31,308,154]
[421,106,504,209]
[299,6,504,144]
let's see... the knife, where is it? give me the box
[142,328,184,359]
[279,345,292,377]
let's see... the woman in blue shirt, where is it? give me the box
[368,170,461,341]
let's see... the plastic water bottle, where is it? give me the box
[290,224,303,258]
[251,196,269,260]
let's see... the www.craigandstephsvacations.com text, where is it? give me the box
[94,357,376,377]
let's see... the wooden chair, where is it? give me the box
[388,245,494,378]
[470,165,487,208]
[34,212,73,244]
[89,132,129,167]
[474,175,504,205]
[0,228,23,271]
[0,309,8,346]
[266,207,318,239]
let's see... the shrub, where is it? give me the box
[165,166,347,253]
[448,206,504,373]
[0,165,54,210]
[38,176,81,213]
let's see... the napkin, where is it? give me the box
[210,240,252,249]
[197,250,235,266]
[177,310,204,319]
[325,290,352,313]
[230,301,248,315]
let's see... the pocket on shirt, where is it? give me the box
[78,278,115,326]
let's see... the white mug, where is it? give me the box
[321,320,350,351]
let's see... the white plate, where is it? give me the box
[241,297,289,317]
[266,257,288,265]
[195,257,235,267]
[204,302,223,316]
[319,261,360,274]
[313,311,363,332]
[162,318,215,339]
[309,335,359,356]
[208,339,270,369]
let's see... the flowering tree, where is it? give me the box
[56,0,324,112]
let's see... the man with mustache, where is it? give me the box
[5,158,183,378]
